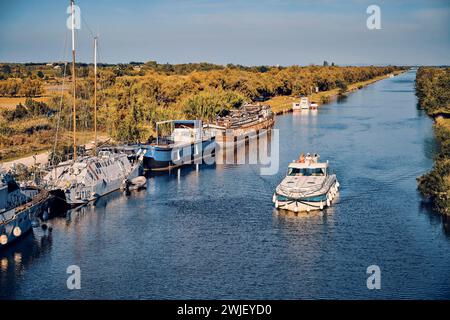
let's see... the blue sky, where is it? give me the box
[0,0,449,65]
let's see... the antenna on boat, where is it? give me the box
[70,0,77,161]
[93,36,98,155]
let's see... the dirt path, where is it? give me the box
[1,151,50,171]
[1,136,111,171]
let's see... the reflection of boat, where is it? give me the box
[1,173,49,248]
[143,120,216,172]
[273,153,339,212]
[206,103,274,146]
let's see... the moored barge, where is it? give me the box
[206,103,274,146]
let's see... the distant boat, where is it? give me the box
[273,153,339,212]
[143,120,215,171]
[293,97,310,110]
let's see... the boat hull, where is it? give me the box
[63,163,140,207]
[273,180,339,212]
[214,116,274,146]
[1,191,49,248]
[143,138,216,171]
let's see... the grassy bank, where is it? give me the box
[415,67,450,216]
[268,71,404,114]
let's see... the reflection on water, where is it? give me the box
[336,94,348,104]
[1,70,450,300]
[0,230,53,299]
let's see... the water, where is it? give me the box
[1,70,449,299]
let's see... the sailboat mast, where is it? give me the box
[94,36,98,155]
[70,0,77,161]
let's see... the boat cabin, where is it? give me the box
[154,120,204,146]
[287,162,328,177]
[293,97,310,110]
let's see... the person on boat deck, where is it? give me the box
[298,153,305,163]
[305,153,312,162]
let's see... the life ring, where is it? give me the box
[13,227,21,237]
[0,234,7,245]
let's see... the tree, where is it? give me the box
[183,90,245,122]
[336,79,348,94]
[323,61,329,67]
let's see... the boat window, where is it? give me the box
[288,167,326,176]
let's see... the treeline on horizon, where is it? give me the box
[416,67,450,216]
[0,62,402,161]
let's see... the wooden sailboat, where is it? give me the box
[42,0,141,208]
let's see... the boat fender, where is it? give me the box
[336,181,340,189]
[0,234,7,245]
[326,199,331,207]
[13,227,21,237]
[320,202,324,210]
[275,200,279,209]
[272,194,276,203]
[294,204,298,213]
[306,207,311,213]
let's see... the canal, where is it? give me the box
[1,70,449,299]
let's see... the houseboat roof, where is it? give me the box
[156,120,201,126]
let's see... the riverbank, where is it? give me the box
[268,70,405,114]
[415,67,450,216]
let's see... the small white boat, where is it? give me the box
[309,102,318,109]
[273,153,339,212]
[123,176,147,191]
[292,97,310,111]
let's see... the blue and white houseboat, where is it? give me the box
[143,120,216,171]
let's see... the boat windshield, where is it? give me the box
[287,167,326,176]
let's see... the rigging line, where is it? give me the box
[80,13,96,40]
[51,30,70,167]
[96,41,111,136]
